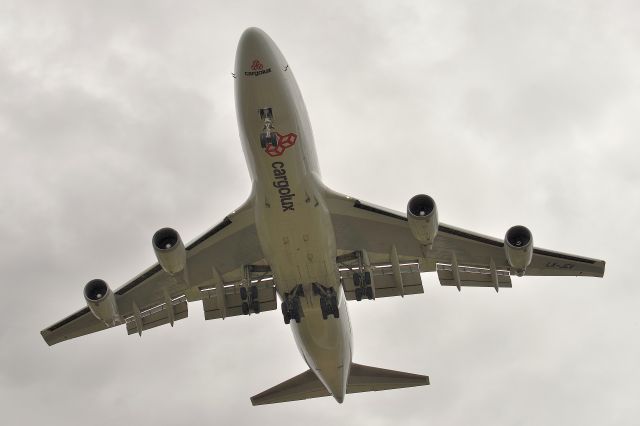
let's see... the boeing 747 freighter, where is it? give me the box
[41,27,605,405]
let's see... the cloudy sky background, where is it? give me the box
[2,0,639,424]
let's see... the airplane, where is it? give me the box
[41,27,606,405]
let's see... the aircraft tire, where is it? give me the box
[355,287,363,301]
[353,272,361,287]
[365,286,374,300]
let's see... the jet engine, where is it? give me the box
[504,225,533,276]
[152,227,186,275]
[84,279,119,326]
[407,194,439,247]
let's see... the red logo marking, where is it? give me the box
[265,133,297,157]
[251,59,264,71]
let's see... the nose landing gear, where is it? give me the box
[259,107,278,148]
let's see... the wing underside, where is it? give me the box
[41,200,278,346]
[324,190,605,294]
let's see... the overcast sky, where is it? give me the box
[2,0,639,424]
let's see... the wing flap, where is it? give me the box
[437,264,512,289]
[342,266,424,300]
[202,284,277,320]
[125,300,188,335]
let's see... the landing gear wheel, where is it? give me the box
[364,271,372,286]
[281,301,291,324]
[332,304,340,318]
[251,300,260,314]
[240,287,248,301]
[250,286,258,299]
[353,272,361,287]
[355,287,363,302]
[365,286,374,300]
[320,297,328,320]
[260,133,278,148]
[259,107,273,120]
[241,301,250,315]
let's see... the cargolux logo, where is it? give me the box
[245,59,271,76]
[265,133,297,157]
[251,59,264,70]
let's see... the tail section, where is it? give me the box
[346,363,429,394]
[250,369,329,406]
[250,363,429,406]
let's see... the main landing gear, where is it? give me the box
[313,284,340,320]
[353,271,374,301]
[281,285,303,324]
[337,250,375,302]
[259,107,277,148]
[240,284,260,315]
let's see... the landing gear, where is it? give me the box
[240,283,261,315]
[365,286,374,300]
[260,132,278,148]
[281,285,304,324]
[259,107,278,148]
[353,271,373,301]
[337,251,375,302]
[314,283,339,320]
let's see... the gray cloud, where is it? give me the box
[1,0,639,425]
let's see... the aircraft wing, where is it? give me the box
[41,200,275,346]
[325,191,605,292]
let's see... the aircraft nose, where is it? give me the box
[237,27,271,61]
[235,27,282,77]
[239,27,268,49]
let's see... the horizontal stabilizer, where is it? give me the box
[347,363,429,394]
[250,363,429,406]
[250,369,329,406]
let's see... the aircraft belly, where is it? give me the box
[235,29,351,402]
[255,187,337,292]
[291,288,352,400]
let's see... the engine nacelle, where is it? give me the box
[407,194,439,246]
[152,227,186,275]
[84,279,119,326]
[504,225,533,276]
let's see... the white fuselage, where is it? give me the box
[234,28,352,402]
